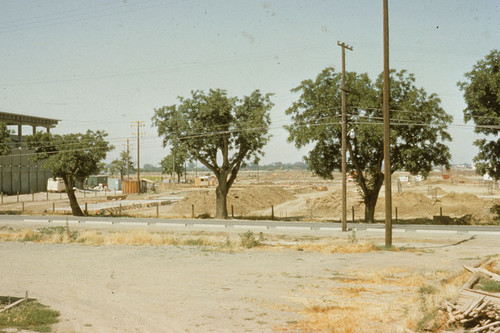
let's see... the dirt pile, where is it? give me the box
[439,192,494,219]
[377,191,498,222]
[170,186,296,217]
[377,192,437,218]
[304,189,497,222]
[306,191,364,218]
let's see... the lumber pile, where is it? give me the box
[443,264,500,332]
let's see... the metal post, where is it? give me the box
[191,204,194,218]
[383,0,392,247]
[53,202,55,213]
[156,203,159,218]
[338,41,353,233]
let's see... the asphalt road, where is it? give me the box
[1,214,499,236]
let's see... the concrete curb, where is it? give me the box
[19,218,500,235]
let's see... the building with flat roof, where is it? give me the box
[0,112,60,194]
[0,111,59,148]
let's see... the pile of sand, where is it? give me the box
[170,186,296,217]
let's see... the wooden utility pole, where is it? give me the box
[383,0,392,247]
[131,121,145,194]
[172,139,176,187]
[126,138,130,180]
[337,41,353,232]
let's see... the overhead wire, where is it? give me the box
[11,108,496,153]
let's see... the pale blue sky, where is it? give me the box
[0,0,498,166]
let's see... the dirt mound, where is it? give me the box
[171,186,295,217]
[439,192,492,219]
[435,187,447,196]
[377,191,495,222]
[306,191,364,218]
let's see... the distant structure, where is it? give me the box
[0,112,60,195]
[0,111,59,148]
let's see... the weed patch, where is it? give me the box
[0,298,59,332]
[475,277,500,292]
[240,231,263,249]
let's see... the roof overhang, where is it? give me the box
[0,111,60,128]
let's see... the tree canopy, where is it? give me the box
[286,67,452,222]
[0,122,12,155]
[109,149,134,180]
[153,89,273,218]
[458,49,500,179]
[160,151,187,183]
[26,130,113,216]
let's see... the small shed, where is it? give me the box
[87,175,108,188]
[122,178,153,193]
[108,177,122,191]
[195,176,215,187]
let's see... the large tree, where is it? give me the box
[286,67,452,223]
[153,89,273,218]
[26,130,113,216]
[458,49,500,180]
[160,151,187,183]
[109,149,134,180]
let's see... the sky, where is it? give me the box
[0,0,498,167]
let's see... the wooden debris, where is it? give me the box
[0,297,26,313]
[464,265,500,282]
[444,263,500,332]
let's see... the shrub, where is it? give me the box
[240,231,261,249]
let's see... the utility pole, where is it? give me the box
[172,139,176,187]
[383,0,392,247]
[131,121,145,195]
[338,41,353,232]
[126,138,130,180]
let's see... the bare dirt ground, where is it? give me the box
[141,169,500,223]
[0,229,499,333]
[1,169,498,223]
[0,169,499,332]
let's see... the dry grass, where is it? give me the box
[291,240,379,254]
[0,227,238,251]
[282,266,468,333]
[286,300,393,333]
[0,227,391,255]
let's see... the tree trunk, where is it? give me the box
[63,177,84,216]
[215,173,229,219]
[364,192,379,224]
